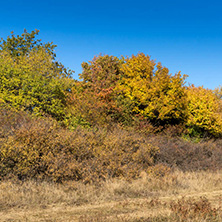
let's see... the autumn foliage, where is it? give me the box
[116,53,188,125]
[66,55,123,127]
[0,105,159,182]
[1,30,222,183]
[0,30,73,120]
[186,85,222,137]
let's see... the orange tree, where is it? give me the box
[66,55,124,127]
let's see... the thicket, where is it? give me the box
[1,105,222,183]
[0,105,160,182]
[1,30,222,183]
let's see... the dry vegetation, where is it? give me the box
[0,170,222,221]
[1,106,222,221]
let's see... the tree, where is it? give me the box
[0,29,56,58]
[67,54,124,127]
[80,54,122,89]
[186,85,222,137]
[115,53,188,125]
[0,30,73,120]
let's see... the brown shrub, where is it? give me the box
[0,105,31,138]
[0,107,159,183]
[152,135,222,171]
[170,196,221,221]
[2,105,222,184]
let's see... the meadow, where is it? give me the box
[0,170,222,221]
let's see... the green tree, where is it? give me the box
[0,29,55,57]
[0,30,74,120]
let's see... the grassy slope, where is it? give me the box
[0,170,222,221]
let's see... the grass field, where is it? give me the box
[0,170,222,221]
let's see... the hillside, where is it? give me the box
[0,30,222,221]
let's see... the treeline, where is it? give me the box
[69,54,222,137]
[1,30,222,182]
[0,30,222,138]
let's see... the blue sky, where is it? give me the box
[1,0,222,89]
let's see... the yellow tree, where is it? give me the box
[186,85,222,137]
[115,53,188,125]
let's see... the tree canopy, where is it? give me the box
[1,30,222,137]
[115,53,188,125]
[0,30,73,120]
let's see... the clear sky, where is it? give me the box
[1,0,222,89]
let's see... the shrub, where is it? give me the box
[152,135,222,171]
[170,197,221,221]
[0,107,159,183]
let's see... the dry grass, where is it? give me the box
[0,170,222,221]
